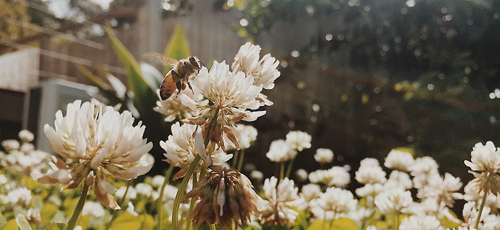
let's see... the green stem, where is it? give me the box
[237,149,245,171]
[475,188,489,229]
[66,179,90,230]
[395,212,400,230]
[209,224,216,230]
[279,162,285,181]
[232,150,240,169]
[172,155,201,230]
[285,159,295,178]
[157,164,175,230]
[107,179,133,229]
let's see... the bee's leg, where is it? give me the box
[171,70,181,82]
[198,61,206,68]
[176,81,183,94]
[187,82,194,94]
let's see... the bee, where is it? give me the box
[145,53,204,100]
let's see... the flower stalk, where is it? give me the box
[172,154,201,230]
[475,175,489,229]
[66,178,90,230]
[156,164,175,230]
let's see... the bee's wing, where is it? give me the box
[143,52,178,67]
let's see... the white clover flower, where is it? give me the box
[232,42,280,90]
[384,170,413,190]
[374,188,413,215]
[181,61,265,151]
[18,130,34,143]
[153,88,204,122]
[151,175,165,188]
[160,122,232,180]
[38,100,153,209]
[266,139,297,162]
[20,143,35,153]
[384,149,414,172]
[3,187,32,206]
[410,156,439,190]
[184,167,263,229]
[249,170,264,182]
[314,148,334,164]
[300,184,322,203]
[318,187,358,215]
[135,183,154,197]
[309,166,350,187]
[82,201,105,217]
[461,181,500,211]
[420,173,462,208]
[285,131,312,152]
[162,184,178,201]
[355,158,386,185]
[226,124,258,150]
[461,201,499,229]
[464,141,500,195]
[238,124,258,142]
[126,201,138,216]
[0,174,7,185]
[115,186,137,200]
[356,183,384,207]
[295,168,309,182]
[399,215,444,230]
[2,139,20,151]
[261,177,301,226]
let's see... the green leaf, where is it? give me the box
[138,214,155,230]
[15,214,31,230]
[0,212,7,228]
[40,223,67,230]
[307,218,359,230]
[74,63,110,91]
[108,212,141,230]
[330,218,359,230]
[307,220,330,230]
[40,203,58,225]
[106,27,156,119]
[164,24,191,73]
[0,219,17,230]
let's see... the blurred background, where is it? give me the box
[1,0,500,192]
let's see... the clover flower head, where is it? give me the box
[464,141,500,195]
[38,100,153,209]
[374,188,413,215]
[266,139,297,162]
[19,130,35,142]
[384,149,414,172]
[160,122,232,180]
[309,166,350,187]
[399,215,444,230]
[314,148,334,164]
[384,170,413,190]
[261,177,301,226]
[184,167,263,229]
[153,88,204,122]
[181,61,265,151]
[318,187,358,215]
[355,158,387,185]
[232,42,280,90]
[285,131,312,152]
